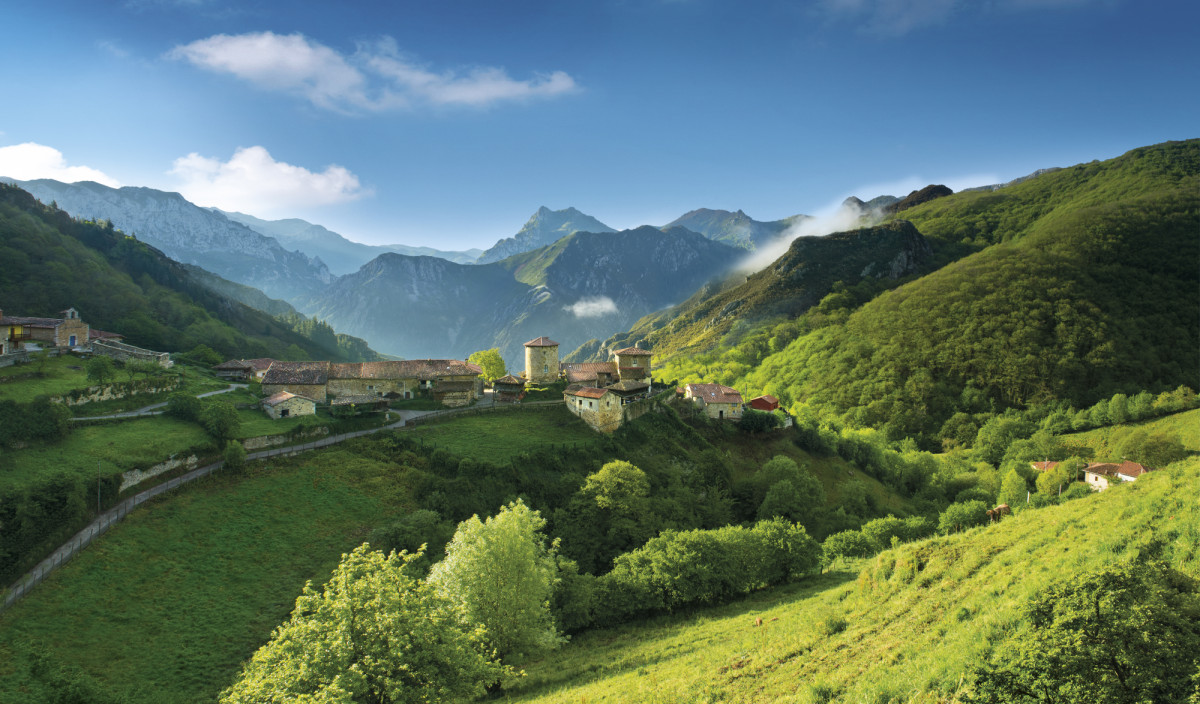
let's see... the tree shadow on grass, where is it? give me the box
[502,569,859,700]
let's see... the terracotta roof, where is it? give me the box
[685,383,743,405]
[561,362,616,381]
[1031,461,1060,472]
[752,395,779,406]
[1085,461,1153,480]
[263,390,307,406]
[88,329,124,341]
[493,375,525,386]
[613,346,652,356]
[566,386,610,399]
[329,360,481,380]
[261,361,330,386]
[524,336,560,347]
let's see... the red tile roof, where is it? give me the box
[524,336,560,347]
[493,375,525,386]
[1085,461,1153,480]
[613,346,652,356]
[566,386,610,399]
[561,362,616,383]
[243,358,276,372]
[685,383,743,405]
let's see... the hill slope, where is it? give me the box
[738,140,1199,443]
[663,208,806,251]
[0,183,377,362]
[4,178,332,302]
[506,459,1200,703]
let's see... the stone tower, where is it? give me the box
[524,336,560,385]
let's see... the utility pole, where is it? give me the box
[97,460,101,514]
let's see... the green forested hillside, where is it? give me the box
[505,458,1200,704]
[660,140,1199,446]
[0,184,378,362]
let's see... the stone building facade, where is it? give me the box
[262,391,317,419]
[524,336,560,385]
[564,386,623,433]
[0,306,90,351]
[261,361,332,402]
[684,383,744,420]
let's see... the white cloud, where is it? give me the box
[0,143,122,186]
[168,32,578,112]
[169,146,368,215]
[565,296,619,318]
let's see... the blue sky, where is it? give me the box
[1,0,1196,250]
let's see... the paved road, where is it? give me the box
[72,383,247,421]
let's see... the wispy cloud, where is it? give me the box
[169,146,368,216]
[820,0,1112,36]
[0,143,122,186]
[167,32,579,112]
[565,296,619,318]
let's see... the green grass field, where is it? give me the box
[0,354,92,401]
[503,458,1200,704]
[1060,408,1200,460]
[0,445,412,703]
[408,405,601,461]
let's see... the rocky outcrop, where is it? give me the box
[884,185,954,214]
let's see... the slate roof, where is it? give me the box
[214,359,255,371]
[566,386,610,399]
[0,315,68,328]
[493,375,525,386]
[613,346,652,356]
[524,336,560,347]
[685,383,743,405]
[261,361,331,386]
[243,358,276,372]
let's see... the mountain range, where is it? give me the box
[476,206,617,263]
[661,208,805,251]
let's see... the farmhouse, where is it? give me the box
[261,391,316,419]
[213,359,255,381]
[1083,461,1153,491]
[0,306,90,352]
[261,361,331,402]
[684,383,744,420]
[492,374,525,403]
[564,386,623,433]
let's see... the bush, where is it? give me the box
[822,530,880,565]
[938,500,989,534]
[223,441,246,473]
[165,392,202,422]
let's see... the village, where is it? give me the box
[1,306,1164,488]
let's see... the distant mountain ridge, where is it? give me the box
[219,210,482,275]
[304,226,738,365]
[3,178,332,302]
[662,208,806,250]
[477,206,616,263]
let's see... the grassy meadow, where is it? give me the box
[0,443,412,703]
[408,404,602,461]
[1060,407,1200,459]
[504,458,1200,704]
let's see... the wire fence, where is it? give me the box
[0,397,569,612]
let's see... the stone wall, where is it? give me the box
[92,339,172,367]
[327,377,416,399]
[265,395,316,419]
[52,377,180,406]
[242,426,329,451]
[121,454,199,492]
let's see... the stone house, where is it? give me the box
[561,361,618,386]
[613,346,652,382]
[524,336,561,385]
[0,306,90,351]
[327,360,483,407]
[262,391,316,419]
[1083,461,1153,491]
[564,385,623,433]
[261,361,331,402]
[684,383,744,420]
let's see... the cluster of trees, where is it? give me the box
[223,500,823,700]
[467,348,506,383]
[0,397,71,449]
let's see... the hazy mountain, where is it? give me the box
[477,206,616,263]
[662,208,807,250]
[304,226,737,366]
[3,178,331,302]
[220,210,483,275]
